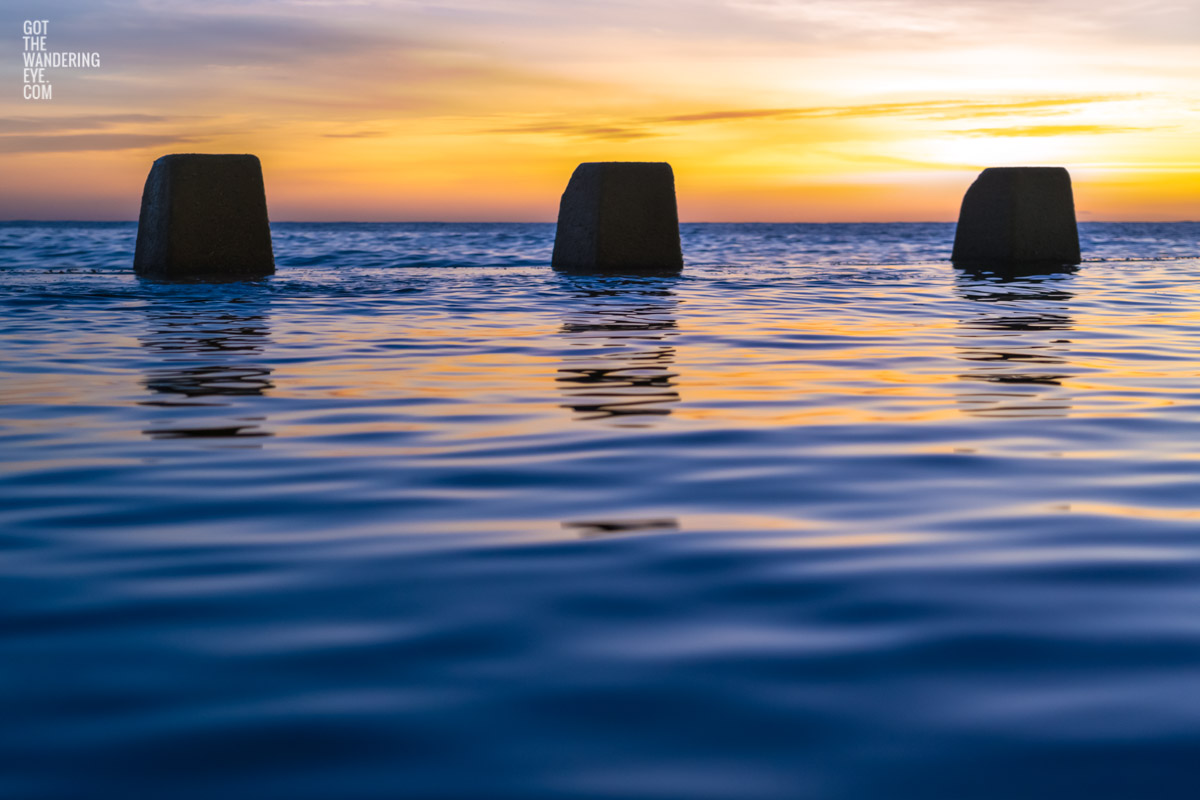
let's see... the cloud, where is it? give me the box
[725,0,1200,45]
[0,113,177,136]
[321,130,388,138]
[486,121,658,140]
[489,95,1136,140]
[0,1,604,120]
[957,124,1151,137]
[0,112,198,153]
[0,114,173,135]
[658,96,1133,123]
[269,0,1198,49]
[0,134,197,153]
[0,2,407,71]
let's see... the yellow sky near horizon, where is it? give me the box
[2,0,1198,221]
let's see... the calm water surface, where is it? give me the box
[4,222,1200,798]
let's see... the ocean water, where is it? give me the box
[4,221,1200,798]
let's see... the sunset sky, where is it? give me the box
[2,0,1198,221]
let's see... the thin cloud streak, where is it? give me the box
[0,115,174,134]
[957,124,1151,137]
[659,96,1138,123]
[488,95,1139,140]
[321,130,388,138]
[0,134,198,154]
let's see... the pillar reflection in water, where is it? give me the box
[139,296,274,441]
[562,518,679,539]
[953,264,1077,419]
[555,276,682,427]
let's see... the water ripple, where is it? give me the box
[4,222,1200,798]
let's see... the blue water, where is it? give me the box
[4,221,1200,798]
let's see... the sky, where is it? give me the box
[2,0,1198,221]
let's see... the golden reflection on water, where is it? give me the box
[1056,502,1200,522]
[132,261,1200,451]
[251,267,1104,436]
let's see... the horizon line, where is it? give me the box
[2,219,1197,225]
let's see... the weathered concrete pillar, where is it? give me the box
[134,154,275,280]
[951,167,1081,265]
[552,162,683,271]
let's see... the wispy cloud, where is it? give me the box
[957,124,1150,137]
[486,122,658,140]
[726,0,1200,45]
[0,134,197,154]
[0,114,173,135]
[659,96,1134,123]
[321,130,388,138]
[488,95,1137,140]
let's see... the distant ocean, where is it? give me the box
[4,221,1200,799]
[3,220,1199,270]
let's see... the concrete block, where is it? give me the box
[552,162,683,271]
[134,154,275,280]
[951,167,1081,265]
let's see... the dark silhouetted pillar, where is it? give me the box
[134,154,275,280]
[552,162,683,271]
[951,167,1081,265]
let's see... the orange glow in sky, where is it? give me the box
[2,0,1198,221]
